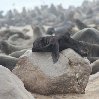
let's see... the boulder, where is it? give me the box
[33,72,99,99]
[0,65,35,99]
[90,59,99,74]
[12,49,91,95]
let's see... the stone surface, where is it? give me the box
[0,65,35,99]
[90,59,99,74]
[12,49,91,95]
[33,72,99,99]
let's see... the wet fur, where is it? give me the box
[32,33,88,63]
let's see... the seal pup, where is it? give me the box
[31,25,43,42]
[32,32,88,63]
[0,54,18,70]
[72,28,99,44]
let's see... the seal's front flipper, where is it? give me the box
[51,42,59,63]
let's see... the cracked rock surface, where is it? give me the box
[12,48,91,95]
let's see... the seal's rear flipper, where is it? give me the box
[51,42,59,63]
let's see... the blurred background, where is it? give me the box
[0,0,97,28]
[0,0,86,12]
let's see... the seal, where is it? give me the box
[0,54,18,70]
[75,19,88,30]
[32,32,88,63]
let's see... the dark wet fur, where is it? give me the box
[32,32,88,63]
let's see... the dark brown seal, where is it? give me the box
[32,32,88,63]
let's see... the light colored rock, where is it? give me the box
[0,65,35,99]
[33,73,99,99]
[89,72,99,82]
[12,49,91,95]
[90,59,99,74]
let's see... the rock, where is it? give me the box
[12,49,91,95]
[89,72,99,82]
[0,65,35,99]
[33,72,99,99]
[90,59,99,74]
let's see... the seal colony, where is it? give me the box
[32,32,88,63]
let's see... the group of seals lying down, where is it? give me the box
[0,29,32,70]
[32,32,88,63]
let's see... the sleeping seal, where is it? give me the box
[32,32,88,63]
